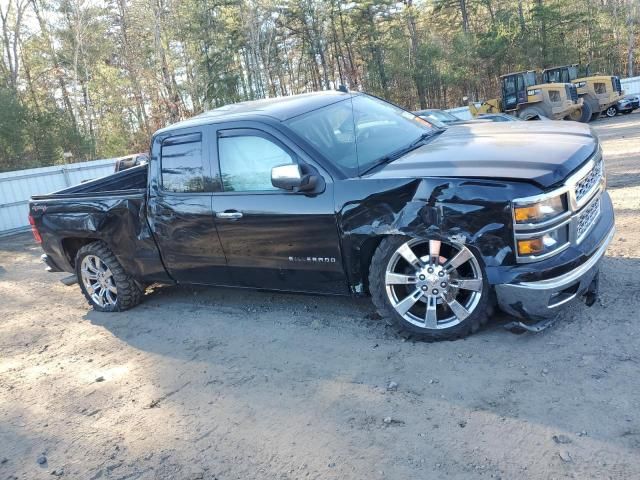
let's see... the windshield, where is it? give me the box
[416,109,459,124]
[285,94,434,175]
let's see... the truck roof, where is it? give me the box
[154,91,355,134]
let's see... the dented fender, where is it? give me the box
[30,194,171,283]
[335,177,541,292]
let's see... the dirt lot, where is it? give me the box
[1,112,639,480]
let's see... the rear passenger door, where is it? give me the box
[147,125,230,285]
[210,123,347,294]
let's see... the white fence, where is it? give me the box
[622,75,640,95]
[0,159,117,235]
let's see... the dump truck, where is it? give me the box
[469,70,583,121]
[542,64,624,120]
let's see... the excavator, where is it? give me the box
[469,70,584,121]
[541,64,624,121]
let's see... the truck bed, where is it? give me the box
[31,164,147,200]
[28,164,169,283]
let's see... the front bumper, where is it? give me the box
[551,99,582,120]
[495,226,614,320]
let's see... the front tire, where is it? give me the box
[369,236,491,341]
[76,241,143,312]
[518,106,544,121]
[605,105,618,118]
[568,101,592,123]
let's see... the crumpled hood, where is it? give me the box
[369,121,598,188]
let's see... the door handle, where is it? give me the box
[216,211,243,220]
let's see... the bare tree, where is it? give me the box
[627,0,637,77]
[30,0,78,129]
[0,0,29,89]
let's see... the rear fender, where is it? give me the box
[35,196,170,283]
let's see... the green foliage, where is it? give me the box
[0,87,28,171]
[0,0,637,171]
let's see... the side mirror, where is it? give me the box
[271,164,318,192]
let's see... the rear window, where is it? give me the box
[161,133,205,193]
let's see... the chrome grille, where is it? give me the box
[575,159,603,203]
[577,197,601,242]
[512,147,605,263]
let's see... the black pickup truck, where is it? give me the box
[29,91,614,340]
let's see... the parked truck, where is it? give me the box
[29,91,614,340]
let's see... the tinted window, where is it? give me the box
[503,76,517,108]
[161,133,205,193]
[416,110,458,123]
[218,134,294,192]
[285,94,432,175]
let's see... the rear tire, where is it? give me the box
[368,236,491,341]
[518,107,544,121]
[75,241,143,312]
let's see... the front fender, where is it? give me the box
[335,177,538,291]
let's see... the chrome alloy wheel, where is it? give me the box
[605,106,617,117]
[384,239,483,329]
[80,254,118,308]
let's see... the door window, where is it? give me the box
[218,134,294,192]
[503,76,517,109]
[594,83,606,94]
[161,133,205,193]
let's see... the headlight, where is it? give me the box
[575,81,586,88]
[514,195,566,224]
[517,224,569,258]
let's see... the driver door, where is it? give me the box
[210,123,347,294]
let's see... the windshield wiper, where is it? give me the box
[408,129,442,148]
[360,129,443,175]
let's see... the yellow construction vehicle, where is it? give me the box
[541,64,624,121]
[469,70,583,121]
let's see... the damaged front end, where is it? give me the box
[336,176,529,293]
[336,159,615,330]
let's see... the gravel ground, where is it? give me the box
[1,112,639,480]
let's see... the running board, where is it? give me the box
[60,274,77,286]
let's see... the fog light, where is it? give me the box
[517,238,544,255]
[517,233,559,256]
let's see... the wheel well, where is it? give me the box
[359,236,384,293]
[61,237,100,267]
